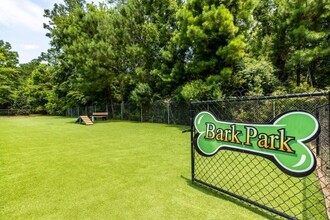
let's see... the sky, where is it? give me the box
[0,0,105,64]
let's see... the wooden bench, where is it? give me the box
[92,112,108,121]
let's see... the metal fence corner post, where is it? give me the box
[272,100,276,118]
[190,101,195,183]
[167,101,170,124]
[316,109,320,156]
[328,91,330,149]
[121,102,124,120]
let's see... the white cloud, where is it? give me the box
[0,0,47,33]
[0,0,107,63]
[21,44,40,50]
[38,0,107,9]
[87,0,107,5]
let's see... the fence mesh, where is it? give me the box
[66,101,190,125]
[191,92,330,219]
[0,109,30,116]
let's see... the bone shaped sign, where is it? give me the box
[194,111,320,177]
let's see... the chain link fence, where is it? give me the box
[0,109,30,116]
[65,92,329,218]
[66,100,190,125]
[190,92,330,219]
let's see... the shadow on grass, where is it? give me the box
[165,124,190,132]
[67,118,125,124]
[180,175,282,220]
[68,118,190,131]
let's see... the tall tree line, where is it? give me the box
[0,0,329,114]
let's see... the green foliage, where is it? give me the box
[0,40,19,67]
[237,57,278,96]
[180,76,223,101]
[130,83,153,105]
[28,64,54,113]
[0,40,19,108]
[257,0,330,88]
[2,0,330,112]
[45,89,65,115]
[180,80,207,101]
[175,1,246,73]
[40,0,328,108]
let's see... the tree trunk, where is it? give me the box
[296,63,301,86]
[106,84,115,118]
[309,61,316,87]
[277,57,288,82]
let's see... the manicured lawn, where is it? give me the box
[194,150,328,219]
[0,116,275,219]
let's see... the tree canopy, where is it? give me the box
[1,0,329,113]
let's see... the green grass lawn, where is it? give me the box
[194,150,328,219]
[0,116,279,219]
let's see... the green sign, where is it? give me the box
[194,111,320,177]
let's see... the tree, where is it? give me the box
[0,40,19,108]
[236,57,278,96]
[105,0,182,102]
[285,0,330,88]
[40,0,329,111]
[44,0,183,111]
[27,64,54,113]
[43,0,88,108]
[13,59,41,112]
[168,0,259,99]
[257,0,330,89]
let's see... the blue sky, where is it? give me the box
[0,0,104,64]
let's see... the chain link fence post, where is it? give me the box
[121,102,124,120]
[167,100,170,124]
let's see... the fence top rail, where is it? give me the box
[190,91,330,104]
[0,109,30,111]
